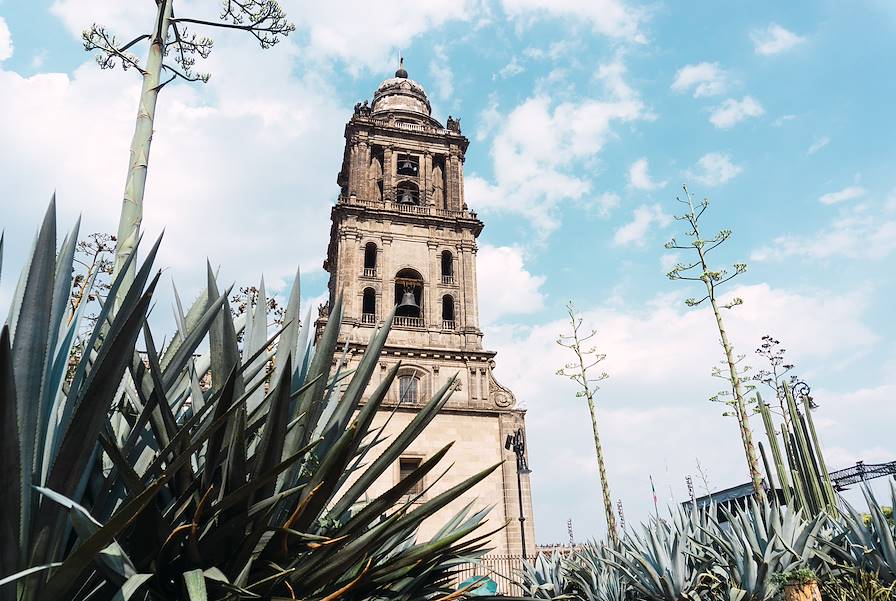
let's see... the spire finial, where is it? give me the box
[395,55,408,79]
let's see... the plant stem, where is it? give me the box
[112,0,172,306]
[686,193,766,502]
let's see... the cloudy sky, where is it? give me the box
[1,0,895,544]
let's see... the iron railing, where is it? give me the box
[452,555,525,596]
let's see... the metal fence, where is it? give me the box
[452,554,526,596]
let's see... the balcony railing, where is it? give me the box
[362,268,377,278]
[441,275,455,284]
[361,313,376,324]
[394,315,424,328]
[348,197,473,219]
[442,320,456,330]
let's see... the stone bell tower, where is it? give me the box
[318,59,536,557]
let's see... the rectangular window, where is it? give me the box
[399,457,424,496]
[399,375,418,404]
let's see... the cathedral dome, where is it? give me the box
[372,59,431,116]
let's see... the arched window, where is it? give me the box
[362,288,376,323]
[441,250,454,283]
[399,374,418,404]
[364,242,377,276]
[395,181,420,205]
[442,295,455,329]
[395,268,423,324]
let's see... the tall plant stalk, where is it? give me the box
[112,0,173,293]
[82,0,294,304]
[557,302,619,545]
[665,185,765,502]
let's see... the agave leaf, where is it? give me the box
[291,293,342,451]
[39,476,168,601]
[243,276,268,414]
[272,267,300,384]
[183,569,208,601]
[251,358,292,503]
[0,326,22,589]
[111,573,153,601]
[0,562,63,588]
[206,262,242,396]
[334,442,454,538]
[36,271,161,569]
[34,218,79,481]
[10,200,56,565]
[330,374,455,519]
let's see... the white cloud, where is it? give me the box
[613,204,672,246]
[709,96,764,129]
[628,158,666,190]
[752,207,896,262]
[0,17,13,62]
[486,282,881,540]
[475,93,501,142]
[773,114,798,127]
[495,56,524,79]
[477,245,546,324]
[467,60,649,237]
[428,45,454,101]
[687,153,742,187]
[751,23,806,55]
[501,0,648,43]
[819,185,865,205]
[49,0,474,74]
[583,191,621,218]
[0,37,346,298]
[671,62,726,98]
[807,136,830,155]
[660,252,680,273]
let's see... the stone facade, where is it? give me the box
[317,60,536,556]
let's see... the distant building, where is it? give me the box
[316,60,536,556]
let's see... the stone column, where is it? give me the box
[423,152,432,205]
[459,154,466,208]
[383,146,394,202]
[468,242,479,330]
[448,151,461,211]
[382,235,393,310]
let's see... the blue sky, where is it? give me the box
[1,0,895,544]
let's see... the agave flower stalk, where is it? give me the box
[665,185,765,503]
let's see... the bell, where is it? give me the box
[400,158,415,172]
[397,290,420,315]
[399,188,415,204]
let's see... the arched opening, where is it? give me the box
[394,268,423,323]
[363,242,377,275]
[441,295,455,329]
[395,181,420,205]
[362,288,376,324]
[441,250,454,283]
[398,374,419,404]
[397,153,419,177]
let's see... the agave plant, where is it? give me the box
[607,516,710,601]
[1,202,502,600]
[519,552,573,600]
[566,544,627,601]
[696,499,827,601]
[826,482,896,584]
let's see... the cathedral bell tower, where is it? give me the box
[318,59,536,557]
